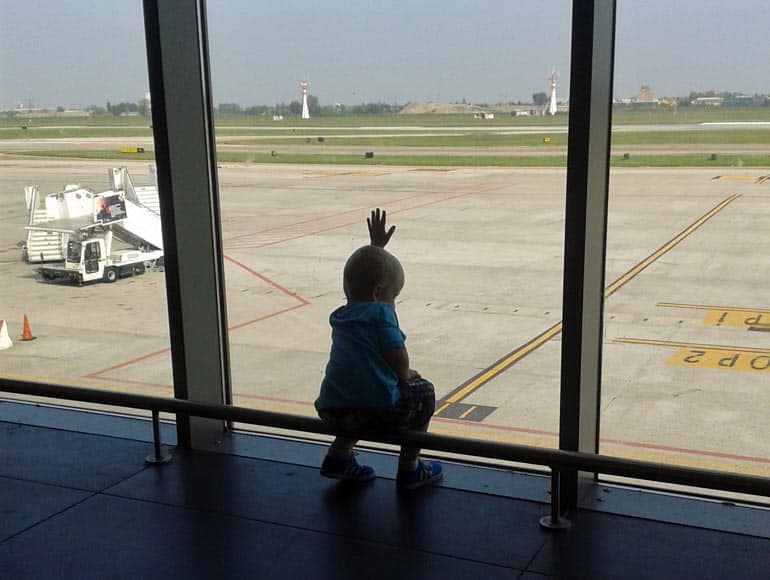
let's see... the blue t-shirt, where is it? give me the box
[315,301,406,411]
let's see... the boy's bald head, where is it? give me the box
[343,245,404,302]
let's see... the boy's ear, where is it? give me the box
[372,283,383,301]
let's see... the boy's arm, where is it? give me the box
[367,208,395,248]
[382,348,420,405]
[382,346,414,405]
[382,346,410,385]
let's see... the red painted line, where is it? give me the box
[222,186,506,250]
[87,257,308,379]
[601,437,770,465]
[433,416,558,438]
[223,255,309,305]
[231,393,316,406]
[228,302,308,331]
[85,346,171,377]
[222,197,414,243]
[435,419,770,465]
[84,375,173,390]
[88,303,308,379]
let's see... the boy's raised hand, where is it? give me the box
[367,208,396,248]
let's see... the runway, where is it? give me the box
[1,157,768,481]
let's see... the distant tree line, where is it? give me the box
[216,96,400,117]
[5,90,767,119]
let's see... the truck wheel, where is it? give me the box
[42,271,55,281]
[134,263,146,275]
[104,267,118,283]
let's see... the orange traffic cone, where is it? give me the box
[21,314,36,341]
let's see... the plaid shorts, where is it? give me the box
[318,376,435,437]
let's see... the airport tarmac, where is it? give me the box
[1,157,769,481]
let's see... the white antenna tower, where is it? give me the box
[300,80,310,120]
[548,68,557,116]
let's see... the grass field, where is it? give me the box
[2,105,770,129]
[2,106,769,168]
[13,149,770,168]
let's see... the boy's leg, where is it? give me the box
[318,410,376,482]
[397,423,425,470]
[327,436,358,459]
[396,377,443,489]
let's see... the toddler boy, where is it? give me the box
[315,209,443,490]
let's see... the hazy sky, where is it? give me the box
[1,1,768,110]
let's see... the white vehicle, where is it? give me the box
[39,230,163,285]
[27,167,164,285]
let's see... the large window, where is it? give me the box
[206,1,571,449]
[601,1,770,493]
[0,2,172,405]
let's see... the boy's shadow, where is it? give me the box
[321,476,435,546]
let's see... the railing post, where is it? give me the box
[145,410,173,465]
[540,467,571,531]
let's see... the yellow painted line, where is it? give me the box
[613,337,770,355]
[306,170,386,177]
[657,302,770,314]
[604,193,741,298]
[434,402,451,416]
[446,322,562,404]
[458,405,478,420]
[713,175,762,181]
[443,194,740,408]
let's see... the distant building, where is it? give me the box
[472,112,495,119]
[636,85,654,103]
[691,96,724,106]
[508,105,546,117]
[8,107,91,118]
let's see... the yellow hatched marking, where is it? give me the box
[458,405,478,420]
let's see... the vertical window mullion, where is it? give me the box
[559,0,617,509]
[143,0,231,448]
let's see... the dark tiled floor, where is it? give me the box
[2,404,770,579]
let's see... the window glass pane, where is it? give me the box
[0,2,172,411]
[602,1,770,500]
[207,1,571,456]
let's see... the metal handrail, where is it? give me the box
[2,378,770,525]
